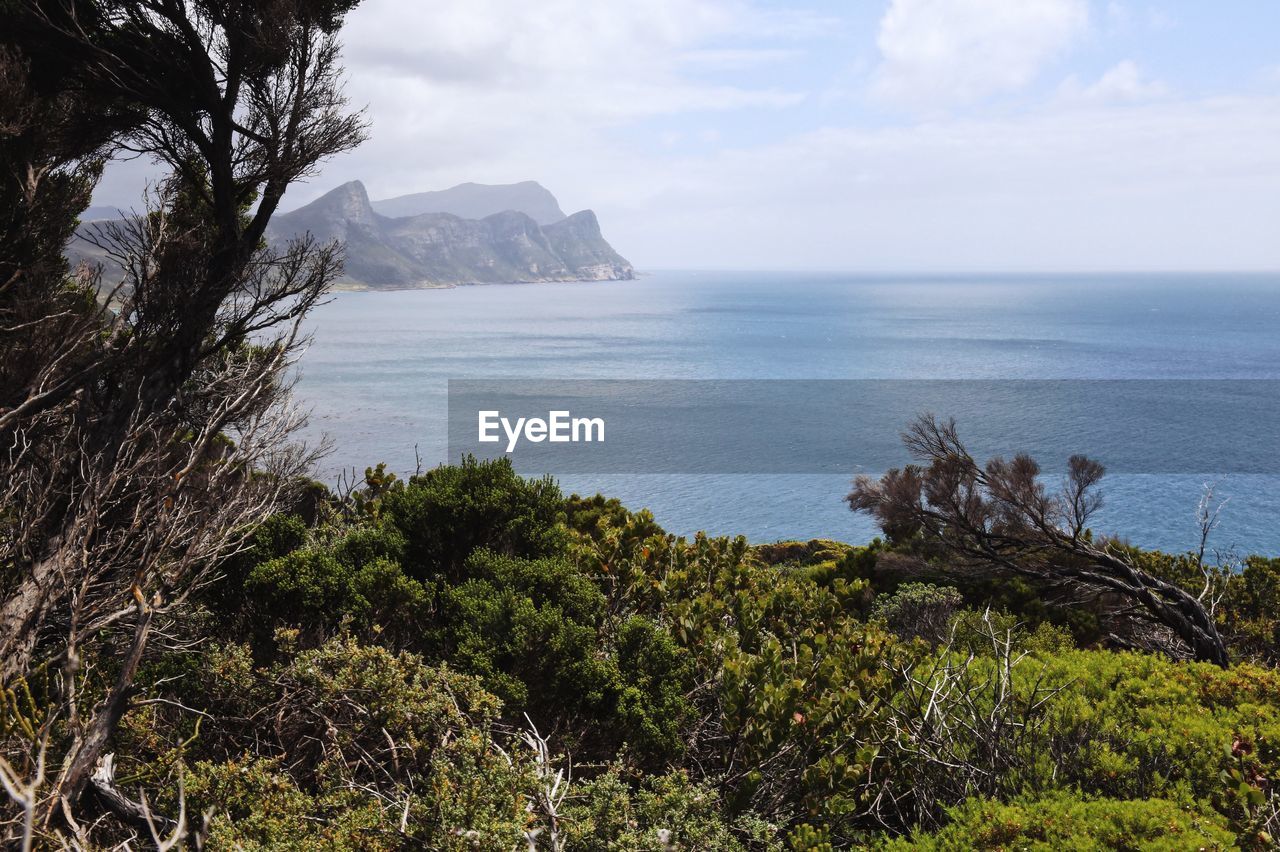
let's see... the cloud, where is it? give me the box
[339,0,808,101]
[1059,61,1169,103]
[90,1,1280,273]
[600,95,1280,271]
[678,48,801,70]
[872,0,1089,108]
[296,0,807,207]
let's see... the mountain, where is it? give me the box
[267,180,633,288]
[370,181,567,225]
[80,205,128,222]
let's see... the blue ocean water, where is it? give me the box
[295,271,1280,556]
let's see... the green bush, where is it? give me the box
[613,616,696,764]
[1033,650,1280,820]
[752,539,856,569]
[865,552,1104,648]
[106,463,1280,849]
[243,536,427,644]
[208,513,309,615]
[873,645,1280,837]
[383,456,566,580]
[434,548,697,763]
[563,768,779,851]
[871,583,963,644]
[438,549,613,715]
[245,549,353,628]
[175,636,535,849]
[564,492,666,544]
[184,757,394,851]
[947,607,1075,656]
[881,792,1235,850]
[570,520,898,833]
[330,522,407,569]
[1221,556,1280,664]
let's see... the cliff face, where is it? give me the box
[543,210,634,280]
[267,180,633,288]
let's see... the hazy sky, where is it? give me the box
[95,0,1280,272]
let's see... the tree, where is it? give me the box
[847,414,1229,666]
[0,0,365,836]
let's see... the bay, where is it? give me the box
[296,271,1280,555]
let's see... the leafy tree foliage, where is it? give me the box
[1,0,368,832]
[1220,557,1280,665]
[437,549,613,712]
[384,456,566,580]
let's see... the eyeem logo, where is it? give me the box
[478,410,605,453]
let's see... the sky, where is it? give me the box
[94,0,1280,272]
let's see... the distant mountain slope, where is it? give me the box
[370,180,567,225]
[267,180,632,288]
[79,205,128,222]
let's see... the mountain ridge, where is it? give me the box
[369,180,567,225]
[267,180,633,289]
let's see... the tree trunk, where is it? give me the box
[0,544,63,684]
[48,602,153,821]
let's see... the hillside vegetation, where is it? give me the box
[39,457,1278,849]
[2,2,1277,848]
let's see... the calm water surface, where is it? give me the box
[296,271,1280,555]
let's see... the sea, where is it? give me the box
[295,271,1280,557]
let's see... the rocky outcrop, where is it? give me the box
[267,180,633,288]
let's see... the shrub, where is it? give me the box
[175,637,535,849]
[880,792,1236,850]
[438,549,613,715]
[947,608,1075,656]
[564,492,666,544]
[752,539,856,569]
[1221,556,1280,664]
[613,617,696,764]
[244,546,428,644]
[563,768,778,851]
[1033,650,1280,823]
[184,757,394,851]
[874,644,1280,837]
[571,524,899,836]
[871,583,963,644]
[208,513,309,615]
[99,464,1280,848]
[383,456,566,580]
[330,522,407,569]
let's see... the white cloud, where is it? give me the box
[339,0,809,105]
[1059,60,1168,103]
[872,0,1089,108]
[299,0,806,208]
[91,1,1280,273]
[600,95,1280,271]
[678,48,800,70]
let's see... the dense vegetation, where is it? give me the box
[11,456,1278,848]
[3,1,1279,848]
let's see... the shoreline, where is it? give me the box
[329,272,643,292]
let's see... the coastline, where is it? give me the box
[329,271,643,292]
